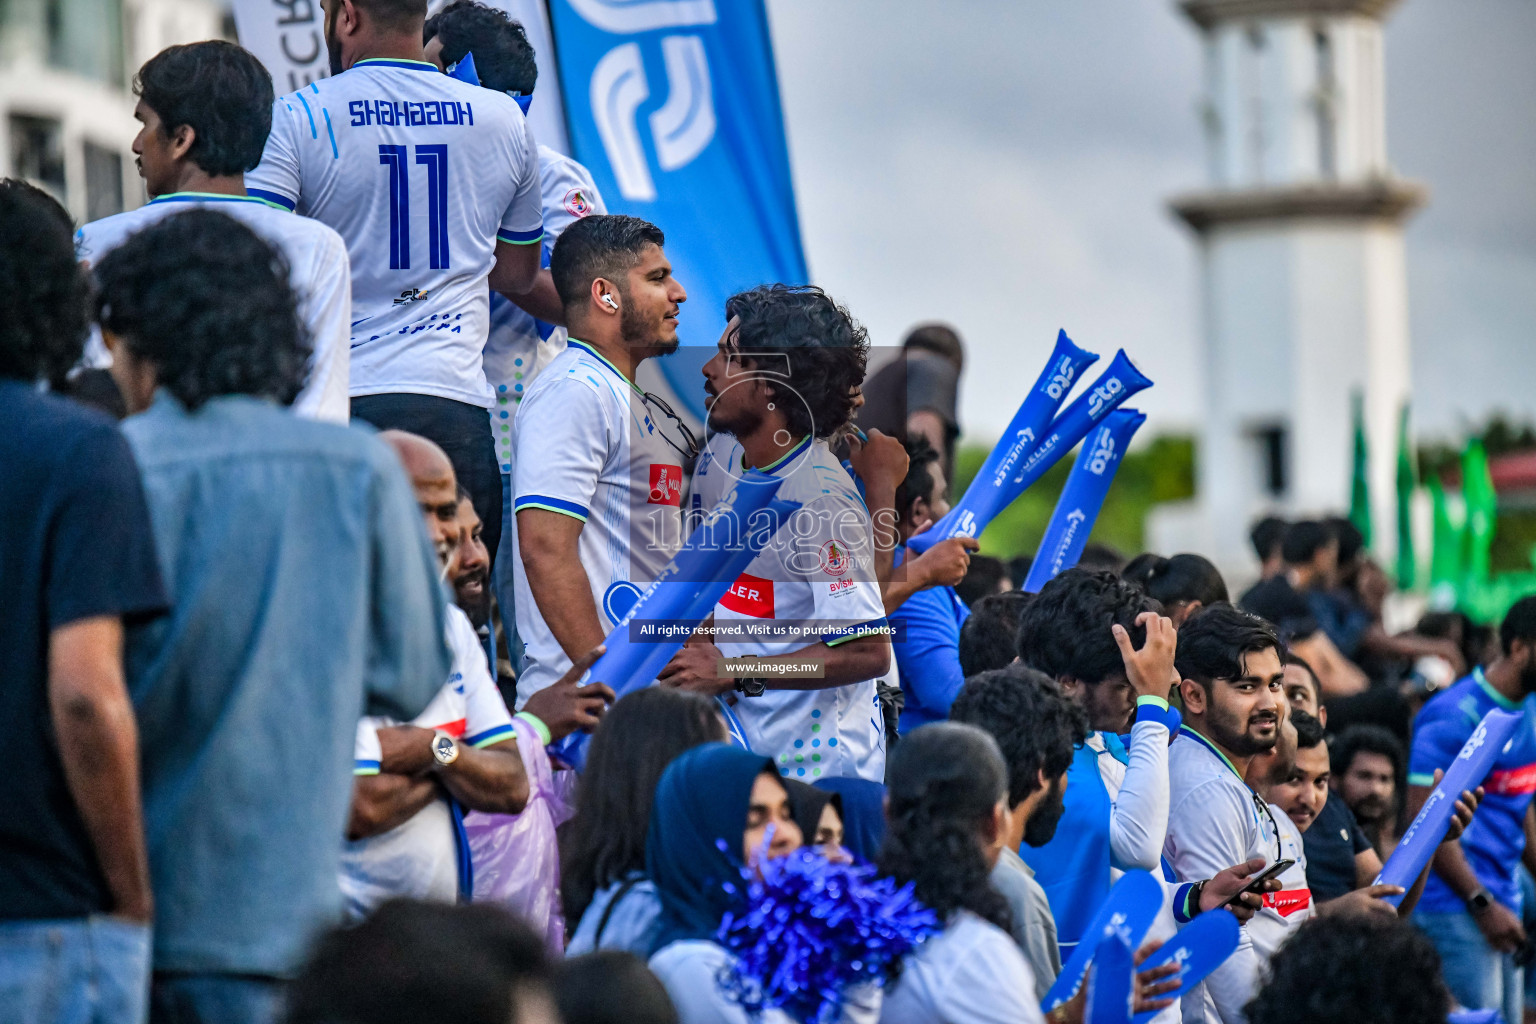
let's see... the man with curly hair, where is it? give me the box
[0,178,166,1024]
[96,208,450,1022]
[1013,569,1178,964]
[661,285,892,782]
[1245,915,1451,1024]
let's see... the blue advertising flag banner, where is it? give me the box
[1023,408,1147,593]
[1374,708,1523,904]
[548,0,807,421]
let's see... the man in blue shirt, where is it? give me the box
[887,439,979,730]
[97,209,450,1024]
[1410,594,1536,1024]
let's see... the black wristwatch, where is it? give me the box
[1467,888,1494,914]
[733,656,767,697]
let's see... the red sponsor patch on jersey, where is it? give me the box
[722,573,775,618]
[1487,763,1536,795]
[1262,888,1312,918]
[649,464,682,506]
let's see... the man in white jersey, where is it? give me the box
[663,285,893,782]
[511,215,690,704]
[421,0,609,667]
[75,41,351,423]
[246,0,557,572]
[1166,606,1404,1023]
[343,430,528,916]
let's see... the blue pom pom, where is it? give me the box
[714,850,941,1023]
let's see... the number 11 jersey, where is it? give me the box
[248,58,543,409]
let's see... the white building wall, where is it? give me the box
[1,0,223,224]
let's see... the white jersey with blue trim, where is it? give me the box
[488,145,607,471]
[509,340,685,703]
[693,435,891,783]
[247,58,543,408]
[75,192,353,423]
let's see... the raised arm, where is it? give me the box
[1107,614,1176,870]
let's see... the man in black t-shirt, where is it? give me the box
[0,181,167,1020]
[1266,709,1380,902]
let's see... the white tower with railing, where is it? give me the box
[1153,0,1423,578]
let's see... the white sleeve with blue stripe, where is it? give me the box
[495,114,545,246]
[247,95,304,211]
[512,376,609,523]
[353,716,385,776]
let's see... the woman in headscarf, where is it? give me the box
[813,776,886,864]
[563,688,726,956]
[784,778,845,858]
[646,745,879,1024]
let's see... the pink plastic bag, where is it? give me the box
[463,716,578,952]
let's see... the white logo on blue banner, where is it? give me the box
[550,0,808,423]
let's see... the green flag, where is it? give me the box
[1463,439,1497,585]
[1349,390,1372,548]
[1428,473,1462,589]
[1395,404,1417,588]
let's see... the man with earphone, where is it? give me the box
[508,214,691,708]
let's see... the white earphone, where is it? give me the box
[602,294,619,311]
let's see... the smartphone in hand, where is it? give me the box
[1226,859,1295,908]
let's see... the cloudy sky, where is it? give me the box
[761,0,1536,443]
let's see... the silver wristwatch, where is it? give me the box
[429,729,460,768]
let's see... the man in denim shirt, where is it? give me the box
[97,209,450,1024]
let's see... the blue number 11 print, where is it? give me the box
[378,143,451,271]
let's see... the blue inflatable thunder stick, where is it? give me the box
[1374,707,1523,906]
[907,330,1095,551]
[1022,408,1147,592]
[911,348,1152,553]
[1043,869,1163,1011]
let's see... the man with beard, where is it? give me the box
[1330,725,1405,856]
[1162,606,1407,1023]
[1012,569,1180,962]
[510,216,688,704]
[342,432,530,918]
[659,285,891,782]
[952,664,1281,1003]
[246,0,557,568]
[1166,605,1284,1023]
[1409,594,1536,1024]
[451,487,491,630]
[950,664,1087,997]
